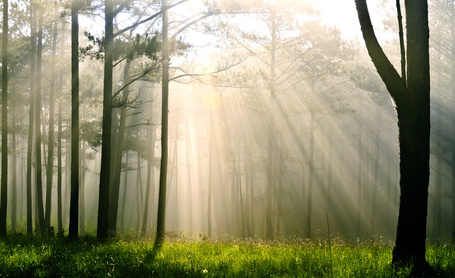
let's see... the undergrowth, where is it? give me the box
[0,235,453,277]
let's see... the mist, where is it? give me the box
[0,0,452,245]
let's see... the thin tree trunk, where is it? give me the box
[57,104,63,236]
[154,0,169,250]
[79,143,85,235]
[207,111,214,238]
[357,118,363,237]
[68,3,79,241]
[109,60,131,235]
[141,125,155,238]
[184,118,193,234]
[120,152,128,232]
[371,108,381,230]
[11,109,16,233]
[137,149,144,234]
[434,110,442,244]
[45,14,58,232]
[35,9,45,236]
[306,109,315,238]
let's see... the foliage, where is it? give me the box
[0,236,454,277]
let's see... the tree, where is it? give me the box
[26,1,36,236]
[35,7,46,236]
[153,0,169,251]
[0,0,8,237]
[45,4,59,233]
[69,0,80,241]
[97,0,114,241]
[355,0,431,271]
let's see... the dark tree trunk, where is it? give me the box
[35,9,45,236]
[68,3,79,241]
[57,104,63,236]
[451,0,455,245]
[26,2,36,236]
[154,0,169,250]
[355,0,430,270]
[0,0,8,237]
[97,0,114,241]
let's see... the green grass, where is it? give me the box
[0,235,453,277]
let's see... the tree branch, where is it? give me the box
[355,0,408,107]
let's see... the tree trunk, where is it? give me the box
[57,104,63,236]
[45,15,58,233]
[141,124,156,238]
[79,144,85,235]
[154,0,169,250]
[136,149,144,234]
[11,109,16,233]
[207,111,214,238]
[356,118,363,237]
[184,118,193,234]
[451,0,455,245]
[27,2,36,235]
[371,108,381,230]
[119,152,128,232]
[0,0,8,236]
[68,3,79,241]
[97,0,114,241]
[35,9,45,236]
[306,109,315,238]
[355,0,430,270]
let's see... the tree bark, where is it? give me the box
[0,0,8,236]
[306,109,314,238]
[35,9,45,236]
[57,104,63,236]
[109,60,131,235]
[26,2,36,236]
[45,14,58,233]
[97,0,114,241]
[154,0,169,250]
[68,3,80,241]
[141,124,156,238]
[355,0,431,270]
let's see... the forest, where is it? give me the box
[0,0,453,276]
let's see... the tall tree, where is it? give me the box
[45,7,59,233]
[26,1,36,236]
[35,7,45,236]
[355,0,431,271]
[0,0,8,237]
[68,0,80,241]
[153,0,169,251]
[97,0,114,241]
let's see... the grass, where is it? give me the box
[0,235,453,277]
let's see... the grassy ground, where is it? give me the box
[0,235,453,277]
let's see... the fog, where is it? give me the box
[1,0,453,243]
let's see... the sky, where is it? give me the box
[314,0,361,39]
[313,0,387,40]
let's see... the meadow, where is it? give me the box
[0,235,453,277]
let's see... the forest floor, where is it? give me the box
[0,234,453,277]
